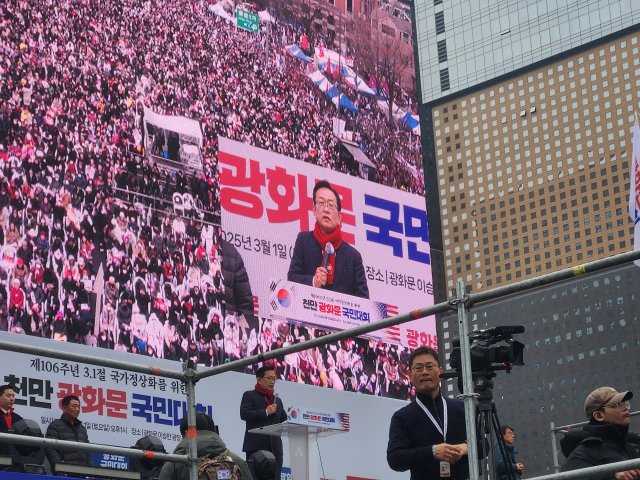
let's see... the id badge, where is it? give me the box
[440,461,451,477]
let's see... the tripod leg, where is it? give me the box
[475,404,490,480]
[490,404,517,480]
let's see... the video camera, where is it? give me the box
[441,325,525,397]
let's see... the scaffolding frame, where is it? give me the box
[2,249,640,480]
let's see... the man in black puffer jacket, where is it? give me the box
[45,395,93,466]
[561,387,640,480]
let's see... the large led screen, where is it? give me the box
[0,0,432,400]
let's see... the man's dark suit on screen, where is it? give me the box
[287,231,369,299]
[240,390,287,478]
[0,410,22,432]
[0,410,23,455]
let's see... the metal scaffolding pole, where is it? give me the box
[194,301,453,381]
[466,249,640,308]
[0,432,190,464]
[527,458,640,480]
[453,279,479,480]
[184,361,199,480]
[0,340,185,380]
[550,422,560,474]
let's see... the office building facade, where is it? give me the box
[412,0,640,300]
[433,29,640,295]
[410,0,640,475]
[413,0,640,104]
[439,262,640,474]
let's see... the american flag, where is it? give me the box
[629,113,640,267]
[253,295,259,315]
[339,412,350,431]
[383,304,400,343]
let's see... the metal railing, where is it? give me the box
[2,248,640,480]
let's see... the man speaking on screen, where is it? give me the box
[288,180,369,299]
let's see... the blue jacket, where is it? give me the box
[287,231,369,299]
[387,392,482,480]
[494,442,521,480]
[240,389,287,454]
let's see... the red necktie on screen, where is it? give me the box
[3,409,12,430]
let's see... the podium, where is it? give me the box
[249,407,349,480]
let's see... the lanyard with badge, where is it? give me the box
[417,397,451,477]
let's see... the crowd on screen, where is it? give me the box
[0,0,419,398]
[216,316,416,400]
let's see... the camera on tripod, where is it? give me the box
[441,325,526,480]
[441,325,525,396]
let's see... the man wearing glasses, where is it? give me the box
[387,346,475,479]
[288,180,369,299]
[240,365,287,479]
[561,387,640,480]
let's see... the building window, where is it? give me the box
[440,68,450,91]
[381,24,395,37]
[435,11,445,35]
[437,39,448,63]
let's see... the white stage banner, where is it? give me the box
[1,347,213,455]
[287,406,349,432]
[269,278,401,344]
[219,137,436,349]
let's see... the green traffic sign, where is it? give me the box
[236,8,259,33]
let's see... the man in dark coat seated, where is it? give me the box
[240,365,287,480]
[45,395,93,466]
[561,387,640,480]
[287,180,369,299]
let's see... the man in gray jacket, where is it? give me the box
[159,413,252,480]
[45,395,93,466]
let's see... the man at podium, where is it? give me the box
[241,365,287,479]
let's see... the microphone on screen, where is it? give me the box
[322,242,335,269]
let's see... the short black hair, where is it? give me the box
[179,413,217,437]
[61,395,80,407]
[409,346,440,369]
[0,384,15,396]
[313,180,341,212]
[501,425,514,436]
[256,365,275,378]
